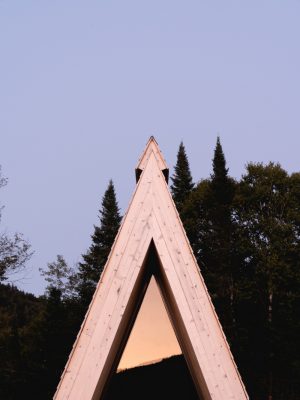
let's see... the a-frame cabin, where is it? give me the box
[54,137,248,400]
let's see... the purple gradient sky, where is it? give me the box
[1,1,299,295]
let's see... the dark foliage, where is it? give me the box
[183,137,237,342]
[77,180,122,309]
[170,142,194,213]
[104,355,199,400]
[182,140,300,399]
[0,283,44,399]
[0,283,81,399]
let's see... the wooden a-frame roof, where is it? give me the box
[54,137,248,400]
[135,136,169,182]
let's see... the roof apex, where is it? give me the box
[135,136,169,183]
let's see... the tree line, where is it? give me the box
[0,139,299,399]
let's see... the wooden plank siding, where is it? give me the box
[54,138,248,400]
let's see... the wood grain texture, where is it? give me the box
[54,138,248,400]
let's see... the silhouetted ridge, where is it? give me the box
[104,354,200,399]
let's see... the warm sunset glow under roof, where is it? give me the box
[118,276,182,371]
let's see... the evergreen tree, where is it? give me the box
[170,142,194,213]
[211,136,233,205]
[184,138,235,275]
[212,136,228,178]
[205,138,236,330]
[182,137,237,338]
[209,137,235,272]
[77,180,122,307]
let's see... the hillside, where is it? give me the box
[104,354,200,400]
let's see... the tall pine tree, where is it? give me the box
[182,137,237,338]
[77,180,122,308]
[207,138,237,316]
[170,142,194,213]
[211,136,233,205]
[209,137,235,260]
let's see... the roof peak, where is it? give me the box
[135,137,169,183]
[148,135,157,142]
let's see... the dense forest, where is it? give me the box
[0,139,299,399]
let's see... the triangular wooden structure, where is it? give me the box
[54,137,248,400]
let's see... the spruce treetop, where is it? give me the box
[171,142,194,212]
[211,136,229,182]
[78,180,121,304]
[84,179,121,271]
[211,137,234,206]
[96,179,122,248]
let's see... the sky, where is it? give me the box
[1,0,300,297]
